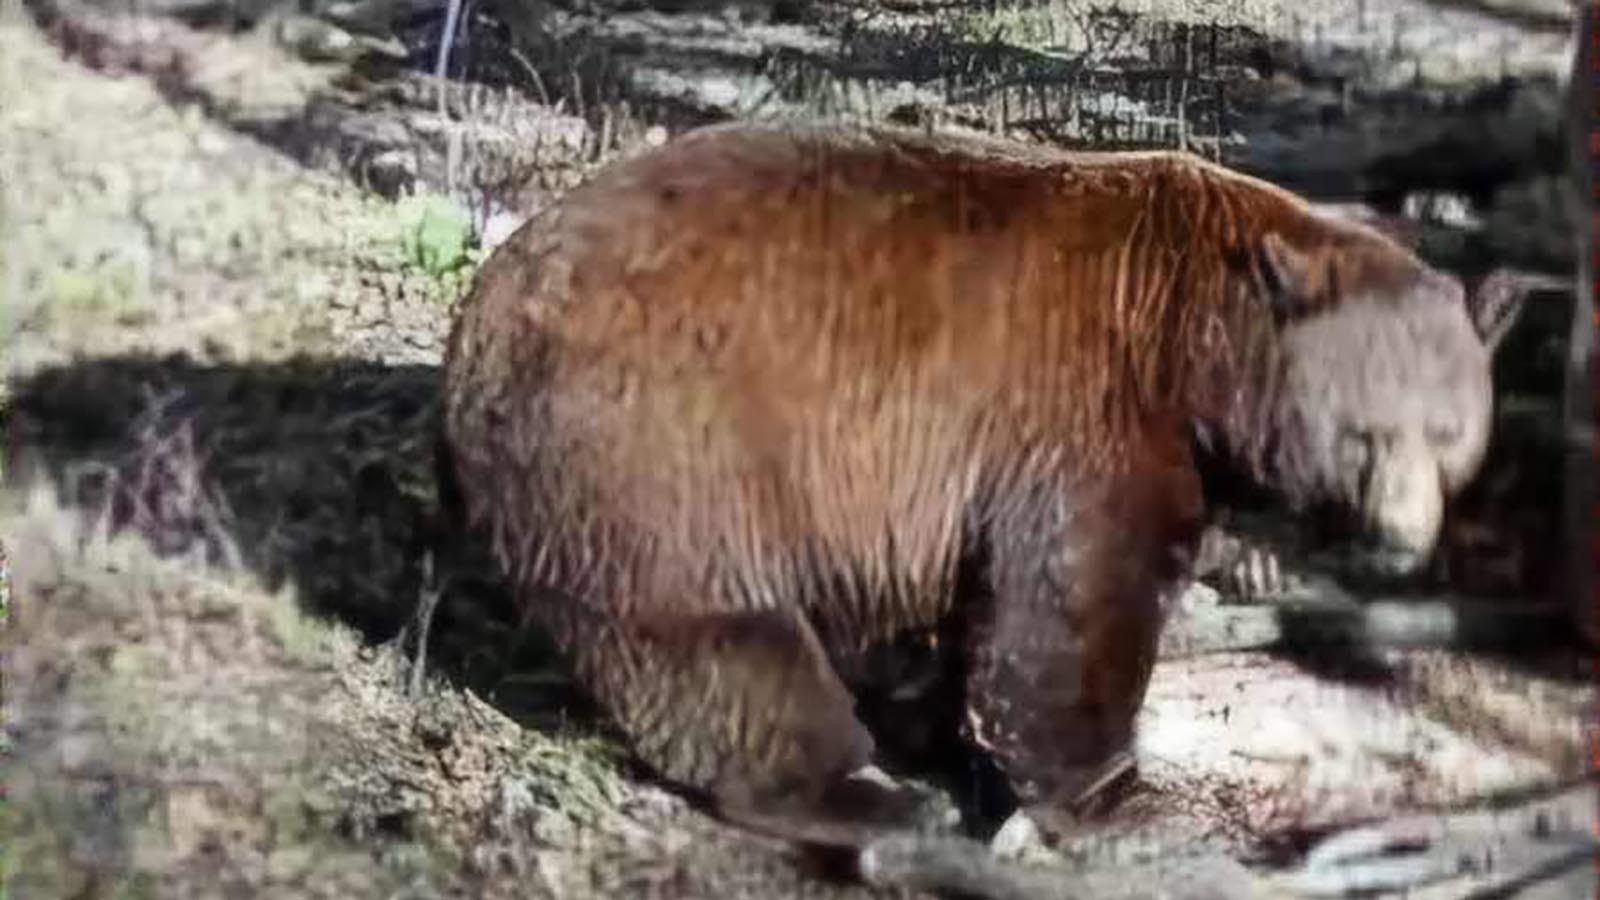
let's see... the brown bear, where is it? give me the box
[440,120,1508,848]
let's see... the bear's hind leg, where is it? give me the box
[562,604,942,846]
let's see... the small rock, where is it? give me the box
[1178,581,1221,612]
[274,15,357,63]
[365,150,417,199]
[989,809,1042,861]
[625,784,688,820]
[479,209,527,253]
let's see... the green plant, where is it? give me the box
[398,194,475,278]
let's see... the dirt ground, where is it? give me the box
[1,1,1595,898]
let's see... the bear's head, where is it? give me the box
[1227,233,1530,580]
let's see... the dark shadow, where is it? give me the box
[0,350,1018,837]
[3,352,595,732]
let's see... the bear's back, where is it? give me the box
[455,120,1213,447]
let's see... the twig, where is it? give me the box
[408,550,443,698]
[505,43,552,106]
[433,0,465,113]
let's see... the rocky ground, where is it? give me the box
[2,0,1595,897]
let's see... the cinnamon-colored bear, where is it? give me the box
[441,121,1505,844]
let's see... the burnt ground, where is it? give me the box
[1,0,1595,897]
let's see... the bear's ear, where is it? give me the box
[1254,232,1319,319]
[1464,268,1559,354]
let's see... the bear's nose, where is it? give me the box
[1359,442,1444,578]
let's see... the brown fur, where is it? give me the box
[441,120,1500,844]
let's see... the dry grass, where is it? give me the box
[0,472,647,898]
[0,0,502,380]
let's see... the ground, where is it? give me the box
[0,0,1593,898]
[0,12,905,898]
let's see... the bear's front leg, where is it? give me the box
[964,459,1203,842]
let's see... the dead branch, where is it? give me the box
[1273,780,1599,896]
